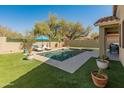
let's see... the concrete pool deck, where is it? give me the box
[33,48,99,73]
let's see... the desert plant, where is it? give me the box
[100,55,108,62]
[96,55,109,70]
[96,68,106,79]
[22,31,36,60]
[91,55,109,87]
[91,69,108,88]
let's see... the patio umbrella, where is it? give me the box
[34,35,49,46]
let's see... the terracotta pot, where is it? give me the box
[91,71,108,88]
[96,59,109,69]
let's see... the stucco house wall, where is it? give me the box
[116,6,124,66]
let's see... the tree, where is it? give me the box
[58,19,68,39]
[57,20,92,40]
[83,26,92,36]
[48,14,57,30]
[91,32,99,39]
[47,14,59,39]
[22,31,35,54]
[0,25,23,39]
[33,14,92,41]
[65,22,84,40]
[34,22,50,37]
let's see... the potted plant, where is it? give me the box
[91,69,108,88]
[22,32,35,60]
[96,55,109,69]
[91,55,109,87]
[26,47,33,60]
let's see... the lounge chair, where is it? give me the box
[36,47,44,51]
[42,45,51,50]
[32,45,43,52]
[45,47,51,50]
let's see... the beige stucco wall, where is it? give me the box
[66,40,99,48]
[0,37,6,43]
[0,42,22,54]
[64,39,115,49]
[116,6,124,66]
[0,37,22,54]
[34,42,64,49]
[0,36,65,54]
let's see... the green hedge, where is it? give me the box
[7,38,24,42]
[6,38,61,42]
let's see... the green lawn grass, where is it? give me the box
[0,53,41,87]
[0,53,124,88]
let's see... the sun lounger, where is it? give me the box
[42,45,51,50]
[32,45,43,52]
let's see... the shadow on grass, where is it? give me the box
[4,58,97,88]
[4,57,124,88]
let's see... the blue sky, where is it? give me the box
[0,5,112,34]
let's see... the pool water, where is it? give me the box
[40,48,92,61]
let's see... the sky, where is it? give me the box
[0,5,112,34]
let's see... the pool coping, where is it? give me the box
[33,48,99,73]
[38,48,92,61]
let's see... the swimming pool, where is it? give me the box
[39,48,92,61]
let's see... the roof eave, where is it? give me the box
[95,20,120,26]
